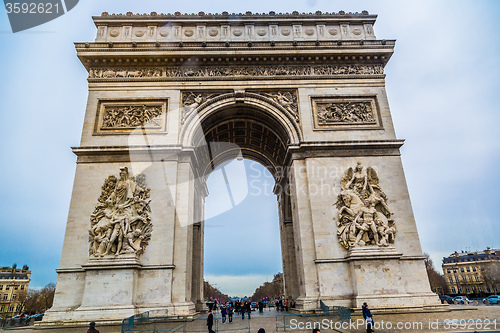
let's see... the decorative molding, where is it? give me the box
[311,96,383,130]
[89,167,153,258]
[94,99,168,135]
[98,10,373,19]
[334,163,396,250]
[88,64,384,80]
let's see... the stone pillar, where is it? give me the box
[170,161,196,314]
[288,159,320,310]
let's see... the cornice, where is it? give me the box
[93,10,376,22]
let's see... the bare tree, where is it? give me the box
[424,253,448,294]
[23,283,56,315]
[482,263,500,294]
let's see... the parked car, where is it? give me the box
[439,295,454,304]
[483,295,500,305]
[453,296,470,304]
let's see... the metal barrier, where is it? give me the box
[121,313,251,333]
[276,307,351,332]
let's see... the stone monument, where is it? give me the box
[41,10,442,326]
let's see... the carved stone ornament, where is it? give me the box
[317,101,375,124]
[334,163,396,250]
[89,68,163,78]
[89,167,152,258]
[254,90,299,122]
[180,92,226,124]
[101,104,163,129]
[88,64,383,79]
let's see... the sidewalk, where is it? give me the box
[2,305,499,333]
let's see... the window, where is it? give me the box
[15,305,21,312]
[447,269,451,273]
[472,286,475,293]
[472,267,476,272]
[463,276,467,282]
[470,276,474,282]
[8,306,13,312]
[478,286,482,292]
[466,267,470,272]
[14,286,18,290]
[3,294,7,300]
[0,285,2,290]
[455,276,459,282]
[449,277,453,283]
[12,294,16,300]
[20,285,24,290]
[451,287,456,293]
[461,267,464,272]
[5,285,9,290]
[466,287,470,294]
[481,267,485,271]
[458,287,462,293]
[475,276,479,282]
[453,269,457,273]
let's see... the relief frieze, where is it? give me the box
[88,64,383,79]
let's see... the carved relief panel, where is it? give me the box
[311,96,383,130]
[89,167,153,258]
[94,99,168,135]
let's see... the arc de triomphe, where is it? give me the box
[42,11,441,325]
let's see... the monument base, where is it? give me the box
[345,246,442,310]
[41,256,194,326]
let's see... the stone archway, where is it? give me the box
[181,92,303,310]
[42,11,443,326]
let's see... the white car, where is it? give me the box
[453,296,470,304]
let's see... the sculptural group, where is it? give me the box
[89,167,153,258]
[335,163,396,249]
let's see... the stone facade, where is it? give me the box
[0,266,31,319]
[42,11,441,326]
[442,248,500,297]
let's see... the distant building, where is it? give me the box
[0,265,31,319]
[442,248,500,297]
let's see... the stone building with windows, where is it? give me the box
[0,265,31,319]
[442,248,500,297]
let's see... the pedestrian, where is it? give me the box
[258,301,263,313]
[246,301,251,319]
[87,321,99,333]
[207,310,214,333]
[362,303,374,333]
[221,305,227,323]
[228,305,233,323]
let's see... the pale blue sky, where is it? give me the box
[0,1,499,297]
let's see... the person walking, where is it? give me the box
[87,321,99,333]
[228,305,233,323]
[246,301,251,319]
[207,310,214,333]
[241,302,245,319]
[362,303,374,333]
[221,305,227,323]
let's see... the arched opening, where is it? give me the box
[183,96,301,304]
[203,159,282,298]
